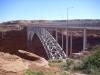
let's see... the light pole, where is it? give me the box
[66,7,73,57]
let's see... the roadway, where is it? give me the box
[27,22,100,30]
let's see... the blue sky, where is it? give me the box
[0,0,100,22]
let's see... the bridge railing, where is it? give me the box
[27,23,100,30]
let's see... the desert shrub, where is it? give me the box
[25,70,34,75]
[36,71,44,75]
[59,71,70,75]
[91,45,100,51]
[49,59,63,63]
[60,59,74,70]
[25,70,71,75]
[74,48,100,74]
[25,70,45,75]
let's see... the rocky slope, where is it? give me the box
[0,50,49,75]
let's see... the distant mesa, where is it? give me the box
[0,20,53,25]
[0,19,100,26]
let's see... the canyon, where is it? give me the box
[0,26,100,58]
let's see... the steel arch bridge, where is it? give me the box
[27,23,100,59]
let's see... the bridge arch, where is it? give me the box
[27,26,66,59]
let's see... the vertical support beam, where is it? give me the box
[62,29,63,50]
[2,32,6,39]
[70,30,73,57]
[83,28,87,51]
[66,28,68,57]
[56,28,58,42]
[27,31,33,50]
[55,27,58,57]
[27,27,34,50]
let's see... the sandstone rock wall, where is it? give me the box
[0,29,27,53]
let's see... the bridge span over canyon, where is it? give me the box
[27,22,100,59]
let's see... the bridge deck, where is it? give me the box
[27,23,100,30]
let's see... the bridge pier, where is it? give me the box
[70,30,73,57]
[56,28,58,42]
[61,29,64,50]
[66,28,69,57]
[27,30,35,50]
[83,28,87,51]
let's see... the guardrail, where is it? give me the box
[27,23,100,30]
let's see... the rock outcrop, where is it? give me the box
[0,50,49,75]
[0,52,28,75]
[18,50,50,68]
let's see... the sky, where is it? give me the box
[0,0,100,22]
